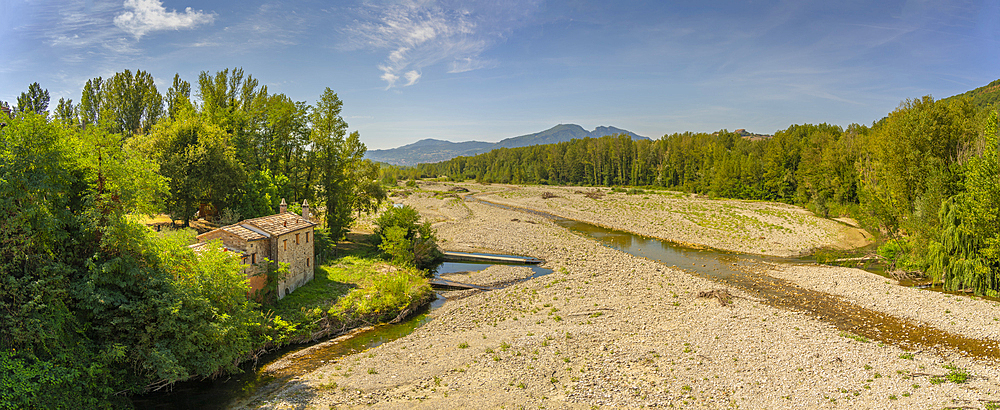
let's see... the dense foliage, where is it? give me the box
[0,113,265,408]
[419,96,999,295]
[115,67,383,237]
[374,205,443,270]
[0,70,394,407]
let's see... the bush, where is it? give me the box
[374,205,442,269]
[379,226,413,266]
[375,205,421,240]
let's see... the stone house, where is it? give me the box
[194,199,317,300]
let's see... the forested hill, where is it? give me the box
[942,78,1000,108]
[365,124,646,165]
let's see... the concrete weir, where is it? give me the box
[440,251,543,265]
[428,278,496,291]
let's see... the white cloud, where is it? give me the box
[346,0,540,89]
[114,0,215,39]
[448,56,493,73]
[380,68,400,88]
[404,70,421,86]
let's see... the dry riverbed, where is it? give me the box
[249,183,1000,410]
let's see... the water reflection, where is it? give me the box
[552,214,1000,361]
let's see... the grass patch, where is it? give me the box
[266,233,433,342]
[839,331,870,343]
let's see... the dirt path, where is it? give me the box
[248,184,1000,410]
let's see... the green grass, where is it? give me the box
[839,331,871,343]
[267,235,433,341]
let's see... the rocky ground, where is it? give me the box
[247,183,1000,410]
[464,183,871,257]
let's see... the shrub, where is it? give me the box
[379,226,413,266]
[375,205,421,240]
[375,205,442,269]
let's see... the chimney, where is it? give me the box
[301,199,310,220]
[279,198,287,214]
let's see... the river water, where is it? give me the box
[475,197,1000,360]
[134,199,998,408]
[132,260,553,409]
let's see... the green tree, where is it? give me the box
[353,159,388,218]
[1,109,268,407]
[101,69,164,137]
[165,73,193,119]
[16,82,49,115]
[53,97,76,126]
[136,110,246,225]
[927,111,1000,294]
[375,205,442,269]
[78,77,103,129]
[310,88,368,239]
[858,96,978,249]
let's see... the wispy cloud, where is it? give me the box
[114,0,215,39]
[188,2,308,54]
[345,0,539,89]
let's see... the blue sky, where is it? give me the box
[2,0,998,149]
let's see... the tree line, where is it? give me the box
[8,68,385,238]
[0,69,387,407]
[418,96,1000,296]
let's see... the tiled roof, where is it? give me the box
[243,212,316,236]
[222,224,269,241]
[188,241,247,255]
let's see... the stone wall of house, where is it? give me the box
[197,230,272,295]
[275,227,315,299]
[245,239,269,294]
[199,230,246,251]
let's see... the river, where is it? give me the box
[134,199,998,408]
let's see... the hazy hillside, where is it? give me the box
[366,124,647,166]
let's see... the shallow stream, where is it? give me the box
[135,197,999,408]
[132,259,552,409]
[473,196,1000,361]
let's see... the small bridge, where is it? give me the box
[428,278,497,291]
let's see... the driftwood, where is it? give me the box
[697,289,732,306]
[829,255,881,263]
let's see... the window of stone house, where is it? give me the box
[296,233,299,244]
[252,253,256,264]
[283,239,287,251]
[306,258,310,267]
[306,232,309,243]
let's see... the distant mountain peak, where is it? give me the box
[366,124,647,166]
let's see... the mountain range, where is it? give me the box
[366,124,647,166]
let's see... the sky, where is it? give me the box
[2,0,998,150]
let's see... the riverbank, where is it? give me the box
[250,183,1000,409]
[267,233,434,345]
[465,183,873,257]
[132,232,434,408]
